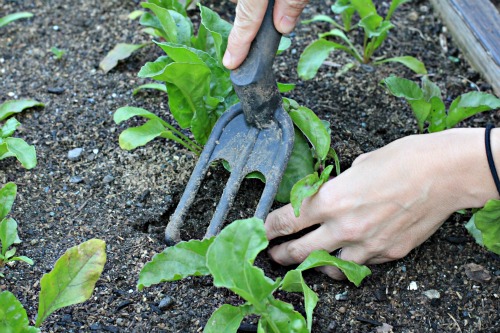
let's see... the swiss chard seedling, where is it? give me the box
[0,239,106,331]
[298,0,427,80]
[138,217,371,332]
[114,1,336,205]
[0,183,33,278]
[381,75,500,133]
[0,99,43,169]
[0,12,33,28]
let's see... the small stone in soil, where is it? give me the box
[327,321,337,332]
[115,300,132,312]
[90,323,101,330]
[374,288,388,302]
[68,148,83,161]
[158,296,174,310]
[335,291,348,301]
[47,87,65,94]
[423,289,441,299]
[70,176,83,183]
[103,175,114,183]
[464,263,491,283]
[408,281,418,290]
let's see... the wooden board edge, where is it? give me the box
[429,0,500,97]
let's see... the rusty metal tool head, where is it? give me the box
[164,0,294,245]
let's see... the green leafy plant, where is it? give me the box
[298,0,426,80]
[138,217,371,332]
[381,75,500,254]
[114,1,336,204]
[0,239,106,331]
[0,183,33,278]
[0,99,43,169]
[381,76,500,133]
[50,46,66,59]
[0,12,33,28]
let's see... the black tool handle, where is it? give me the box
[230,0,282,128]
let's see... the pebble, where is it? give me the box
[335,291,348,301]
[103,175,114,184]
[423,289,441,299]
[327,321,337,332]
[408,281,418,290]
[70,176,83,183]
[338,306,346,313]
[158,296,174,310]
[68,148,83,161]
[47,87,65,94]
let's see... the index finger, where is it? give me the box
[223,0,268,69]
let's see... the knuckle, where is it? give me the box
[384,246,409,261]
[287,242,311,263]
[285,0,309,11]
[270,213,298,237]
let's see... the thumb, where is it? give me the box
[223,0,268,69]
[273,0,309,34]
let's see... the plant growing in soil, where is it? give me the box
[138,217,371,332]
[0,12,33,28]
[381,76,500,133]
[0,182,33,278]
[114,1,336,204]
[0,239,106,331]
[298,0,427,80]
[382,75,500,255]
[0,99,43,169]
[50,46,66,60]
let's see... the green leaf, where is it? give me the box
[50,47,66,60]
[132,83,167,95]
[138,238,214,291]
[206,218,276,304]
[277,83,296,93]
[296,250,371,286]
[118,119,169,150]
[407,99,431,132]
[204,304,252,333]
[0,291,40,333]
[302,14,336,25]
[1,118,21,138]
[386,0,411,20]
[446,92,500,129]
[141,3,178,43]
[3,138,37,169]
[427,96,447,133]
[281,270,319,332]
[0,12,33,28]
[0,218,21,256]
[10,256,34,265]
[199,5,232,63]
[421,76,441,101]
[99,43,150,74]
[290,166,333,217]
[0,100,44,122]
[376,56,427,74]
[128,10,145,20]
[465,215,483,246]
[259,298,308,333]
[381,76,423,100]
[471,199,500,254]
[289,106,331,160]
[358,13,384,37]
[277,37,292,54]
[114,106,167,125]
[350,0,378,19]
[0,182,17,221]
[276,129,314,203]
[35,239,106,327]
[298,38,357,80]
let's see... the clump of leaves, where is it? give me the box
[381,76,500,133]
[0,12,33,28]
[115,1,336,204]
[0,239,106,331]
[298,0,426,80]
[0,99,42,169]
[138,217,371,332]
[50,46,66,60]
[0,183,33,278]
[382,75,500,255]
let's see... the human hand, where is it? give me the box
[223,0,309,69]
[265,129,499,280]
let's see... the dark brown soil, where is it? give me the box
[1,0,499,332]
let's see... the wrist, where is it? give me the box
[442,128,500,209]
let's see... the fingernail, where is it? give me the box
[223,51,232,68]
[280,15,297,34]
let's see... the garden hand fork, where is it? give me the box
[164,0,294,245]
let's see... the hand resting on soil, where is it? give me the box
[223,1,500,280]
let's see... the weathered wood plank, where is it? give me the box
[429,0,500,96]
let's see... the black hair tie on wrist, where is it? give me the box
[485,124,500,197]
